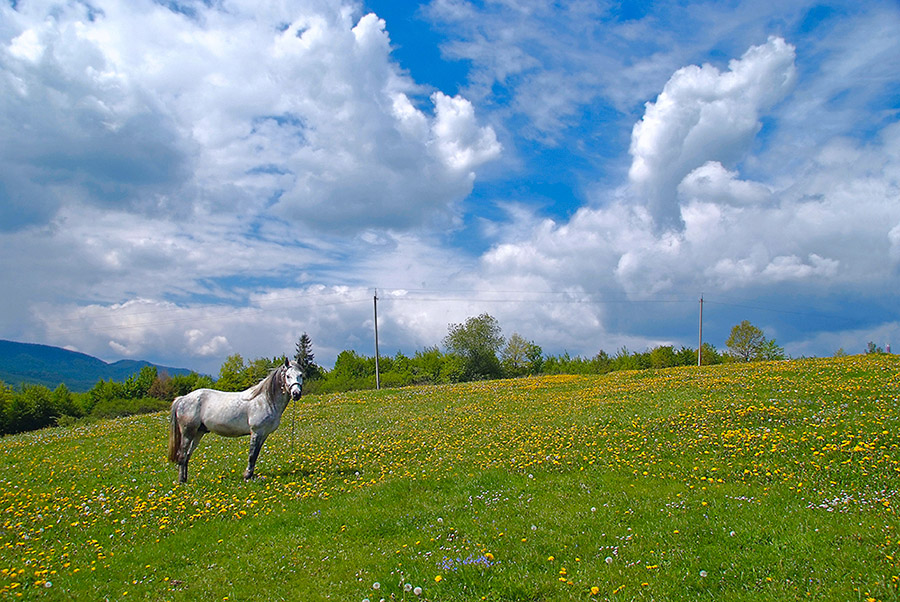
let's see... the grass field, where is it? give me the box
[1,355,898,601]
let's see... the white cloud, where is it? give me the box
[678,162,773,206]
[0,0,499,234]
[890,223,900,262]
[186,330,230,357]
[431,92,502,172]
[471,30,899,356]
[628,37,796,226]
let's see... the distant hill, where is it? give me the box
[0,339,196,392]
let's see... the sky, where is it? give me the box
[1,0,898,376]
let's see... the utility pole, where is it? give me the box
[373,290,381,390]
[698,294,704,367]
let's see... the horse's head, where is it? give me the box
[282,358,303,401]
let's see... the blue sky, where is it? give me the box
[1,0,898,374]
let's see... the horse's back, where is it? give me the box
[182,389,252,437]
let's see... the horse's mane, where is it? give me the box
[247,365,283,401]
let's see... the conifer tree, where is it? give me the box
[294,333,318,379]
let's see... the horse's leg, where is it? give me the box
[179,429,204,483]
[177,429,192,483]
[244,431,268,480]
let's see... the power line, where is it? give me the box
[704,300,857,324]
[44,298,369,336]
[40,286,855,340]
[43,287,372,326]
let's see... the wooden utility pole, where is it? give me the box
[698,295,704,367]
[373,291,381,390]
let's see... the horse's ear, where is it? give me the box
[284,357,290,368]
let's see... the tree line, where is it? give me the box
[0,367,212,436]
[4,314,853,437]
[289,315,789,394]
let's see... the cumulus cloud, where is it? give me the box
[476,33,899,355]
[0,0,499,234]
[0,2,193,229]
[0,0,503,369]
[678,161,773,206]
[629,37,796,227]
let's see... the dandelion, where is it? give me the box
[590,586,600,595]
[404,583,413,592]
[413,586,422,595]
[434,575,443,583]
[605,556,613,564]
[372,582,380,590]
[700,570,708,578]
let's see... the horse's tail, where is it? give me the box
[167,400,181,464]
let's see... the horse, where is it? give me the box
[168,358,303,483]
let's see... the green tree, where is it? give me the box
[613,347,642,371]
[124,365,157,399]
[438,354,466,383]
[8,385,56,433]
[332,351,374,380]
[411,347,445,383]
[759,338,786,361]
[525,341,544,375]
[170,372,214,396]
[85,379,125,414]
[699,343,722,365]
[726,321,782,362]
[148,372,176,400]
[866,341,885,354]
[294,333,321,380]
[726,321,766,362]
[443,313,504,381]
[501,333,531,377]
[0,380,12,434]
[501,333,544,377]
[649,345,677,369]
[246,357,281,385]
[217,354,249,391]
[51,383,80,417]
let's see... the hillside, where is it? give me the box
[0,339,195,391]
[0,355,897,600]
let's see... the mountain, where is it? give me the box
[0,339,196,392]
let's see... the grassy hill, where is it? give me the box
[0,339,195,391]
[0,355,898,600]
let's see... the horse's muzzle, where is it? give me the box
[290,385,302,401]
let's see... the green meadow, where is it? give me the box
[1,355,898,601]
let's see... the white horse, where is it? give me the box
[168,358,303,483]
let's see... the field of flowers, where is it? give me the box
[1,355,898,600]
